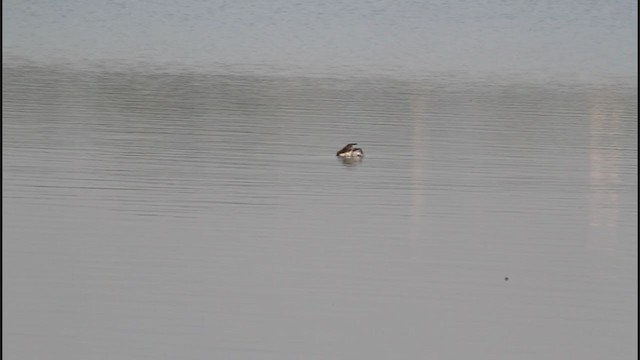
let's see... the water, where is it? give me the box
[3,63,637,359]
[3,0,638,358]
[3,0,637,81]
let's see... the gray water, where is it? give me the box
[3,0,638,359]
[3,63,637,360]
[3,0,637,81]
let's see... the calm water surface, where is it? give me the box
[3,64,637,359]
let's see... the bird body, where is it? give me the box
[336,143,364,158]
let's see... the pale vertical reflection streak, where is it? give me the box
[588,88,622,227]
[410,90,429,242]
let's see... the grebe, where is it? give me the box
[336,143,364,158]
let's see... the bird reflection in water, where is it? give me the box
[338,155,364,167]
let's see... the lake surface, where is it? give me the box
[3,63,637,359]
[2,0,638,357]
[3,0,637,81]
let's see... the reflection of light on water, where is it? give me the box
[410,92,429,241]
[588,90,621,227]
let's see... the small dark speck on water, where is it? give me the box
[505,277,509,281]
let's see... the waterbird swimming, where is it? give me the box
[336,143,364,158]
